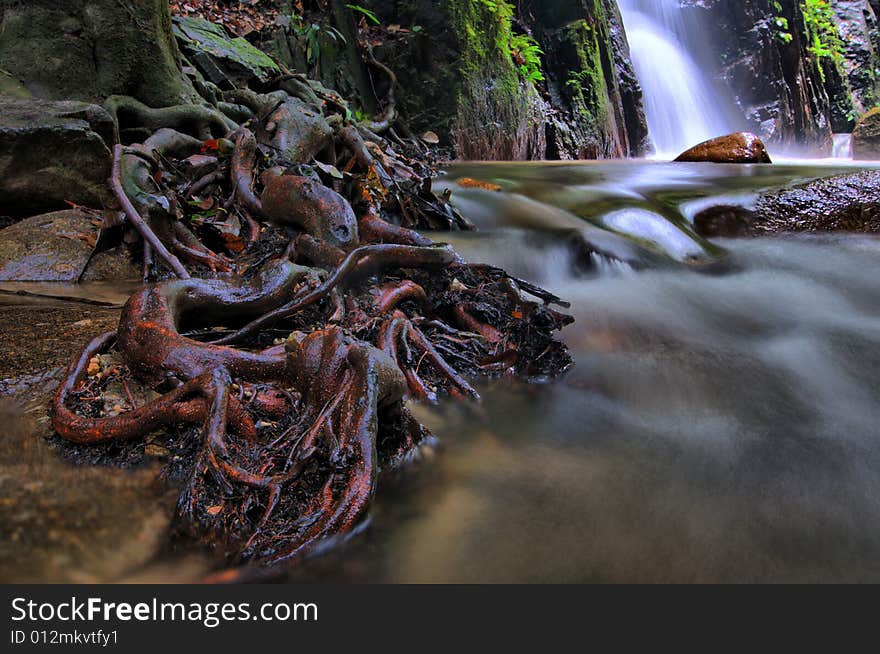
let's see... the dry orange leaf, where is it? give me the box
[458,177,502,192]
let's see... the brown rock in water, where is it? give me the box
[852,107,880,159]
[674,132,772,164]
[0,210,98,282]
[693,205,757,238]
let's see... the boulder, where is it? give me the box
[852,107,880,159]
[0,0,197,107]
[0,98,113,216]
[674,132,772,164]
[173,17,280,87]
[80,246,141,282]
[0,210,99,282]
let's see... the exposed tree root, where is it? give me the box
[52,64,575,578]
[105,95,237,141]
[111,145,190,279]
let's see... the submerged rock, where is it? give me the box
[0,210,98,282]
[692,205,757,238]
[0,98,113,216]
[852,107,880,159]
[674,132,772,164]
[598,208,719,263]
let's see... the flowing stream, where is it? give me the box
[287,160,880,583]
[618,0,736,156]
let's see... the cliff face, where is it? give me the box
[688,0,833,152]
[830,0,880,121]
[685,0,880,151]
[361,0,649,160]
[521,0,649,159]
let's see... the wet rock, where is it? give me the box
[0,210,98,282]
[674,132,772,164]
[0,98,113,216]
[751,171,880,233]
[852,107,880,159]
[358,0,648,160]
[831,1,880,123]
[693,205,757,238]
[173,16,280,86]
[0,67,31,99]
[80,246,141,283]
[689,1,834,151]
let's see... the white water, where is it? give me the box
[833,133,853,160]
[285,161,880,583]
[618,0,732,157]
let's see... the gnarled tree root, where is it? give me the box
[105,95,237,141]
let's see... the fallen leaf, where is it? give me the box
[458,177,503,192]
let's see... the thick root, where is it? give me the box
[105,95,237,141]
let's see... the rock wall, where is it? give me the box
[830,0,880,120]
[521,0,649,159]
[358,0,648,160]
[688,0,834,152]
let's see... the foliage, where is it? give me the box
[346,4,381,25]
[769,0,845,83]
[801,0,846,81]
[509,33,545,83]
[290,15,346,72]
[476,0,544,85]
[770,2,793,44]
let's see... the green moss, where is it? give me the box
[173,16,280,81]
[448,0,546,158]
[542,0,626,157]
[0,67,32,99]
[563,17,608,135]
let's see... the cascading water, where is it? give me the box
[618,0,732,157]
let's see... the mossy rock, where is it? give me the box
[852,107,880,160]
[0,0,197,107]
[173,17,280,86]
[0,98,113,217]
[449,0,548,160]
[0,67,31,99]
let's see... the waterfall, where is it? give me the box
[618,0,732,157]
